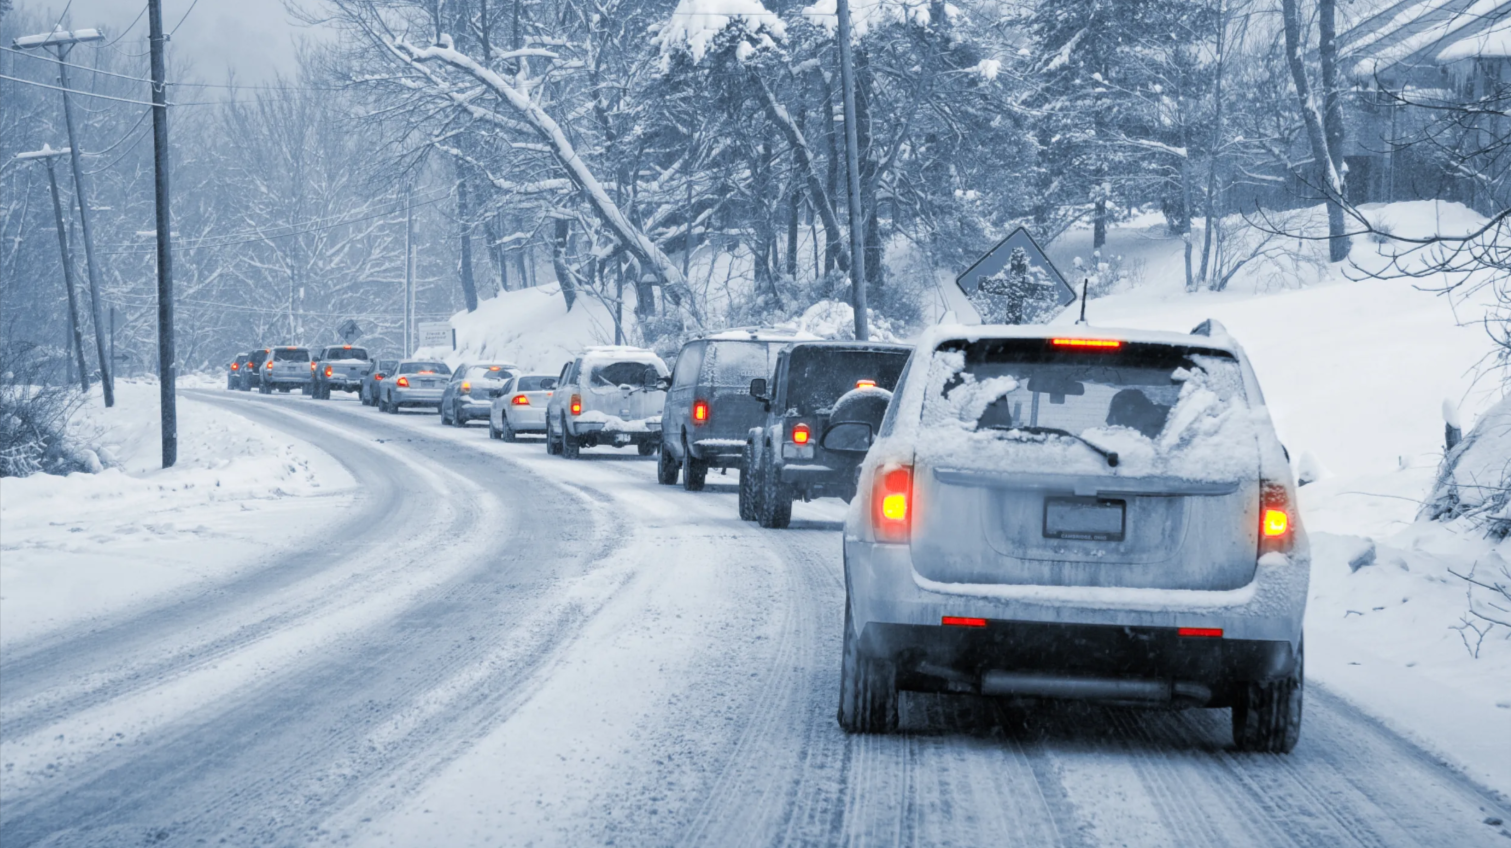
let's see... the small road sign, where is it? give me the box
[417,322,453,350]
[955,227,1076,306]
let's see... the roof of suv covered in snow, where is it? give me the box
[916,321,1243,358]
[579,346,666,363]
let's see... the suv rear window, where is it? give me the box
[704,341,781,387]
[784,347,909,414]
[274,348,309,361]
[590,361,659,388]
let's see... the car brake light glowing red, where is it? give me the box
[1051,338,1122,349]
[396,376,410,388]
[488,366,501,371]
[570,394,582,416]
[872,465,913,544]
[324,366,333,377]
[1262,509,1288,537]
[692,399,709,424]
[791,422,811,445]
[1178,627,1223,638]
[460,381,471,393]
[231,362,240,370]
[942,616,987,627]
[343,344,351,349]
[511,394,530,406]
[265,361,273,370]
[855,379,877,389]
[310,362,317,371]
[1259,481,1294,555]
[375,374,384,381]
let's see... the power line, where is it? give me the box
[169,0,202,37]
[101,5,149,48]
[0,72,160,105]
[0,44,154,85]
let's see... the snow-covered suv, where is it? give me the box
[836,323,1308,753]
[546,347,668,458]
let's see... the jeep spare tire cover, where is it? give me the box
[827,386,893,432]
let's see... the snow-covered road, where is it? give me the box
[2,390,1506,847]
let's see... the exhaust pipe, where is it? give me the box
[980,671,1211,705]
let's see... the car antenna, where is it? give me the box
[1075,278,1090,325]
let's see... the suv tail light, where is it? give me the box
[570,394,582,416]
[872,465,913,544]
[396,376,410,388]
[324,365,334,377]
[231,362,240,370]
[855,379,876,389]
[460,381,472,393]
[265,361,274,370]
[791,422,811,445]
[511,394,530,406]
[1259,480,1293,555]
[692,399,709,425]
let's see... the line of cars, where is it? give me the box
[224,320,1308,752]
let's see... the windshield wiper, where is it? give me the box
[980,425,1120,467]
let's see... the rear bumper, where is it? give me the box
[391,389,443,405]
[572,420,660,437]
[691,438,747,466]
[846,538,1308,648]
[505,407,548,430]
[858,619,1296,705]
[457,399,492,417]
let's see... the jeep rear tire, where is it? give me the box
[1232,641,1303,753]
[837,603,898,734]
[756,452,792,529]
[738,444,756,520]
[656,443,679,485]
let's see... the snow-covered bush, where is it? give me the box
[1423,395,1511,539]
[0,341,89,478]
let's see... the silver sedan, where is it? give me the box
[377,360,452,413]
[489,374,557,441]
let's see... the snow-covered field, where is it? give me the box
[0,380,355,647]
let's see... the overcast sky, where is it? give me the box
[18,0,328,84]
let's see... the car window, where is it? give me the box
[704,341,780,387]
[274,348,309,361]
[517,376,556,392]
[590,361,659,388]
[327,347,367,360]
[876,352,915,438]
[399,361,450,375]
[671,342,704,388]
[922,338,1246,445]
[783,347,910,415]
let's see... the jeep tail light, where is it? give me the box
[692,399,709,425]
[872,465,913,544]
[855,379,876,389]
[570,394,582,416]
[511,394,530,406]
[791,422,811,445]
[1258,480,1293,555]
[460,381,471,394]
[396,376,410,388]
[324,366,334,377]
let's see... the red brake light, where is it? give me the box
[692,399,709,424]
[855,379,877,389]
[942,616,986,628]
[460,381,471,393]
[231,362,240,370]
[396,376,410,388]
[265,361,273,370]
[791,422,811,445]
[1178,627,1223,638]
[1051,338,1122,349]
[343,344,351,349]
[488,366,501,371]
[511,394,530,406]
[324,366,333,377]
[310,362,317,371]
[872,465,913,544]
[1259,481,1294,555]
[570,394,582,416]
[375,374,384,381]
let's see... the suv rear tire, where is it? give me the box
[656,443,679,484]
[561,423,580,459]
[837,603,898,733]
[1232,643,1303,753]
[756,451,792,528]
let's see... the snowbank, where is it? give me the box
[1423,394,1511,535]
[0,380,354,646]
[417,284,623,376]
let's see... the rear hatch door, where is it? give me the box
[908,338,1261,592]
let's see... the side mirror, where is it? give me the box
[821,421,873,453]
[749,378,768,401]
[653,375,672,391]
[542,377,558,390]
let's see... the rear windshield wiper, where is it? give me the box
[980,425,1120,467]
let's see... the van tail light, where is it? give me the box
[1258,480,1294,555]
[324,366,334,377]
[396,376,410,388]
[872,465,913,544]
[791,422,811,445]
[511,394,530,406]
[570,394,582,416]
[460,381,471,394]
[692,399,709,425]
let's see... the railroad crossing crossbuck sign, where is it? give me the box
[956,227,1077,325]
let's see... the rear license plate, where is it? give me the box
[1042,497,1126,542]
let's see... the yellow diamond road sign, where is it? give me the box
[955,226,1077,307]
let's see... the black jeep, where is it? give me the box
[741,340,911,528]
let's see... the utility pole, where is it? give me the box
[833,0,869,341]
[404,190,415,355]
[14,27,115,405]
[147,0,176,468]
[17,145,89,392]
